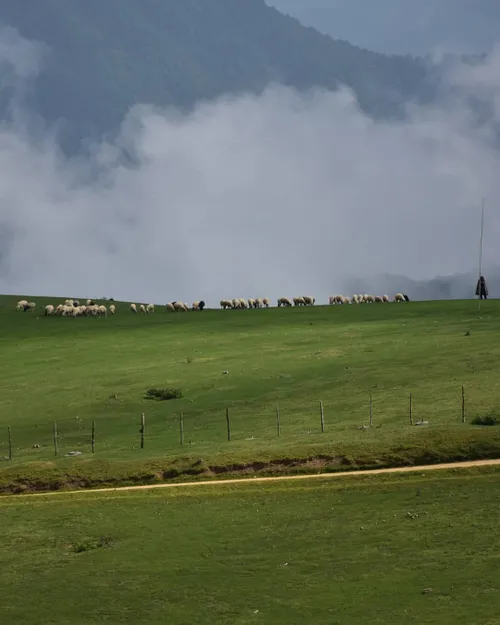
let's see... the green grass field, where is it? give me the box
[1,294,500,491]
[1,467,500,624]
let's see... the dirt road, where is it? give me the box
[9,458,500,499]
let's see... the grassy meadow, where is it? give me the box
[1,467,500,623]
[1,293,500,490]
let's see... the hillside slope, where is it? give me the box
[0,0,434,151]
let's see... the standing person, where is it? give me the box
[475,275,488,300]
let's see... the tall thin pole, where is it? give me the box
[478,198,485,312]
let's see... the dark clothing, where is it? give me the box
[475,276,488,299]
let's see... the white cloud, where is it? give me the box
[0,29,499,303]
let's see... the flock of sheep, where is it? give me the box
[15,292,410,318]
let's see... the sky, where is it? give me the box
[0,27,499,305]
[268,0,500,56]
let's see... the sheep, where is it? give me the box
[253,298,262,308]
[86,299,94,306]
[64,299,74,307]
[403,294,410,302]
[261,298,269,308]
[166,303,175,312]
[382,294,389,303]
[16,299,28,310]
[139,304,147,314]
[109,304,116,315]
[364,294,375,303]
[394,293,405,302]
[303,296,315,306]
[248,298,256,308]
[130,303,137,313]
[293,297,306,306]
[220,299,232,309]
[277,297,292,307]
[173,301,188,312]
[231,298,241,309]
[239,298,247,309]
[198,300,205,311]
[98,305,107,317]
[374,296,383,303]
[146,303,155,314]
[44,304,54,316]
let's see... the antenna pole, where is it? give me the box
[478,198,485,313]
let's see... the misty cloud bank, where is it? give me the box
[0,27,499,304]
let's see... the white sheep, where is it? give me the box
[303,296,315,306]
[394,293,405,302]
[166,303,175,312]
[277,297,292,307]
[374,296,383,303]
[220,299,232,309]
[98,305,107,317]
[239,298,247,309]
[254,298,263,308]
[26,302,36,310]
[173,301,188,312]
[248,298,256,308]
[130,303,137,313]
[262,298,270,308]
[16,299,28,310]
[146,303,155,314]
[44,304,54,316]
[139,304,147,314]
[382,295,389,303]
[293,297,306,306]
[109,304,116,315]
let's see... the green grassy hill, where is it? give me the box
[2,467,500,623]
[1,294,500,491]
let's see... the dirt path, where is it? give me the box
[9,458,500,499]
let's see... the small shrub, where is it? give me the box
[145,387,183,401]
[186,356,193,364]
[72,536,113,554]
[472,415,498,426]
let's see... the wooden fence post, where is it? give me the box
[276,404,281,437]
[319,401,325,433]
[91,421,95,454]
[409,393,413,425]
[53,422,58,456]
[461,385,465,423]
[226,407,231,442]
[180,413,184,445]
[369,393,373,428]
[140,413,145,449]
[7,426,12,461]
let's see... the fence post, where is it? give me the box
[226,407,231,442]
[7,426,12,461]
[461,385,465,423]
[91,421,95,454]
[409,393,413,425]
[140,413,145,449]
[53,422,58,456]
[369,393,373,428]
[180,413,184,445]
[319,401,325,433]
[276,404,281,437]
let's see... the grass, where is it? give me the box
[1,293,500,491]
[1,467,500,623]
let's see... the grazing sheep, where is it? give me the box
[64,299,74,306]
[109,304,116,315]
[16,299,28,310]
[293,297,306,306]
[173,301,188,311]
[97,305,107,317]
[44,304,54,316]
[166,303,175,312]
[254,298,263,308]
[248,298,256,308]
[374,296,383,303]
[403,294,410,302]
[192,301,200,311]
[382,294,389,303]
[220,299,232,309]
[130,303,137,313]
[146,303,155,314]
[277,297,292,307]
[86,299,94,306]
[364,294,375,303]
[303,296,315,306]
[394,293,405,302]
[262,298,270,308]
[239,298,247,309]
[139,304,147,314]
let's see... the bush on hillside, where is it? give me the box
[472,415,498,426]
[145,387,183,401]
